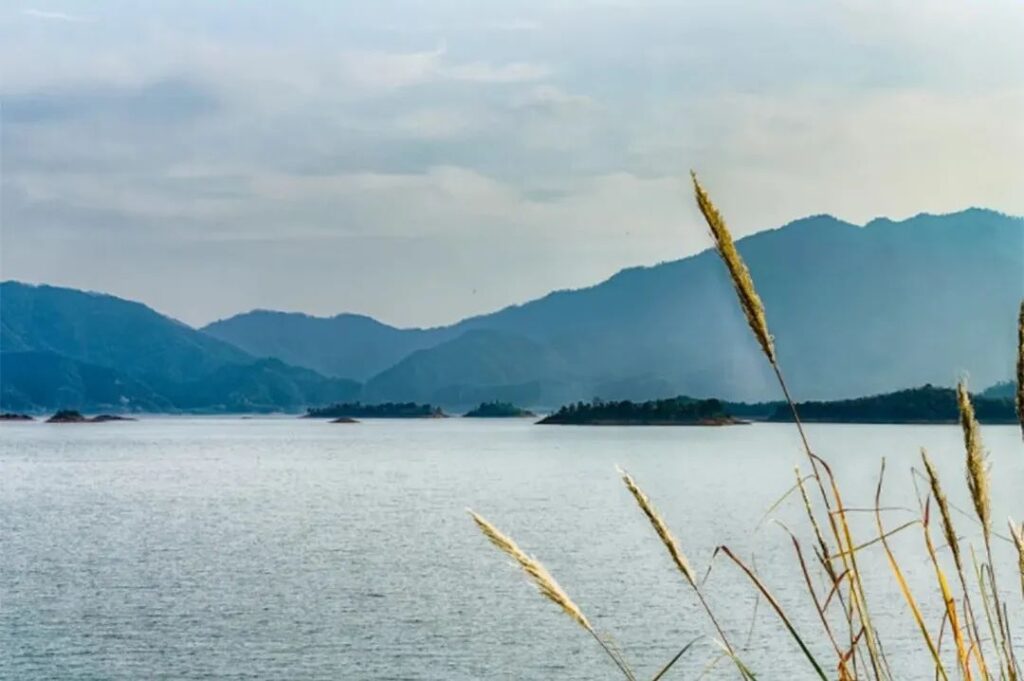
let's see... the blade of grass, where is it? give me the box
[718,545,828,680]
[873,460,948,681]
[651,637,702,681]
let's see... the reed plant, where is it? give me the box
[470,175,1023,679]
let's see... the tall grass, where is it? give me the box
[471,175,1023,679]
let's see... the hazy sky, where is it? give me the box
[2,1,1022,328]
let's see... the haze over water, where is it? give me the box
[2,418,1020,680]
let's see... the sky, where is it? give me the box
[1,1,1022,328]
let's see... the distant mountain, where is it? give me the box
[200,208,1023,404]
[450,209,1022,402]
[158,358,360,413]
[2,281,248,383]
[362,329,573,407]
[203,310,457,381]
[0,282,358,412]
[1,351,172,412]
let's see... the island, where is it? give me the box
[538,397,745,426]
[330,417,360,424]
[0,412,34,421]
[46,410,137,423]
[464,401,536,418]
[305,402,447,419]
[767,384,1017,424]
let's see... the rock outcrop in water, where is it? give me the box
[0,412,34,421]
[46,410,136,423]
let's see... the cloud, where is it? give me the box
[2,77,218,125]
[2,0,1022,326]
[442,60,550,83]
[21,8,90,22]
[335,45,549,91]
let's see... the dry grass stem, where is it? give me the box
[690,171,776,364]
[1017,300,1024,439]
[1011,519,1024,598]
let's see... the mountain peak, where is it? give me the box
[864,207,1014,230]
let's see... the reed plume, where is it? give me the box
[468,510,638,680]
[469,510,591,630]
[617,468,753,678]
[921,449,962,573]
[957,382,1015,678]
[690,171,775,364]
[618,468,695,584]
[1016,300,1024,439]
[957,381,990,538]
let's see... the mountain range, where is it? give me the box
[2,208,1021,412]
[1,283,359,412]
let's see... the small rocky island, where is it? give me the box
[0,412,34,421]
[306,402,446,419]
[46,410,136,423]
[464,401,536,418]
[539,397,745,426]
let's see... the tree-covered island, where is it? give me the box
[464,401,537,418]
[767,384,1016,424]
[305,402,446,419]
[538,397,744,426]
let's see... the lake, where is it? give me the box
[1,418,1021,679]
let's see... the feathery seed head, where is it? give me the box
[618,467,696,585]
[468,510,592,631]
[957,381,990,538]
[921,449,962,572]
[690,171,776,364]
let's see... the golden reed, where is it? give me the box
[921,449,963,573]
[618,468,695,584]
[469,510,639,680]
[957,381,991,538]
[690,171,775,364]
[468,510,592,631]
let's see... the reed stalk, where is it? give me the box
[691,172,887,678]
[1017,300,1024,440]
[922,449,990,680]
[874,460,949,680]
[958,385,1016,680]
[1011,519,1024,599]
[616,468,755,679]
[472,178,1022,679]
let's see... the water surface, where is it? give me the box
[2,418,1021,679]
